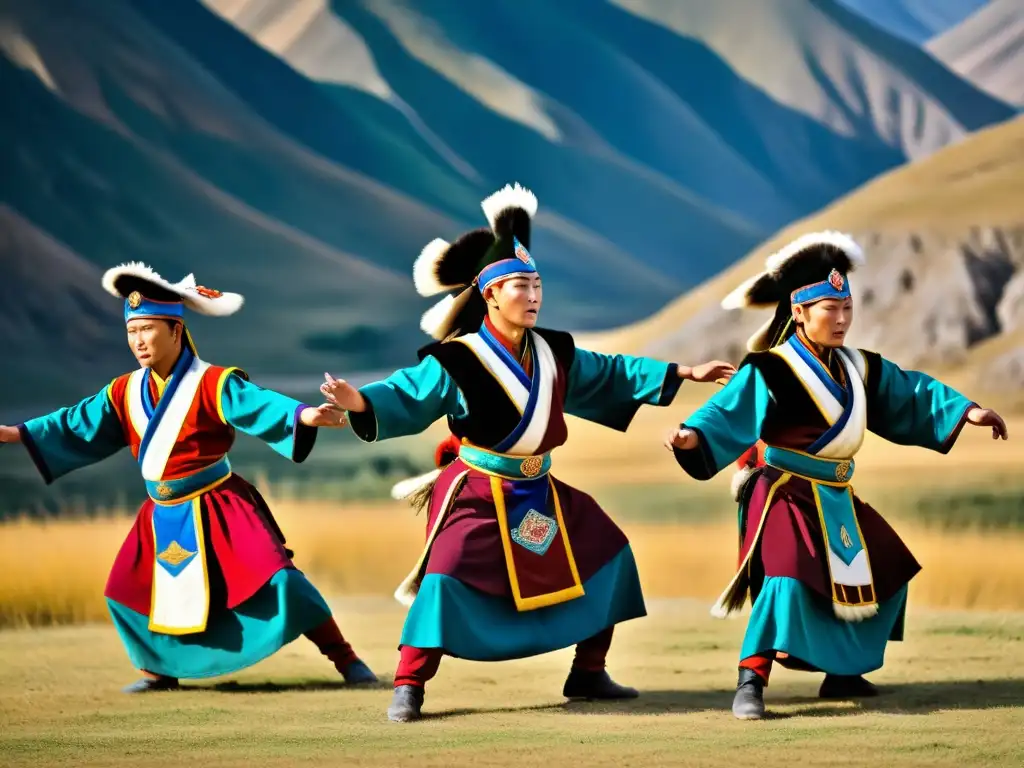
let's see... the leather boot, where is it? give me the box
[732,667,766,720]
[387,684,425,722]
[562,668,639,700]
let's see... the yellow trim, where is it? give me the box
[453,337,525,416]
[762,445,854,487]
[810,483,876,608]
[151,370,168,398]
[490,475,584,611]
[148,498,211,635]
[396,470,469,597]
[713,472,791,608]
[214,367,244,425]
[149,471,233,506]
[125,370,146,441]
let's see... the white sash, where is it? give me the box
[456,330,558,456]
[129,357,211,481]
[770,342,867,458]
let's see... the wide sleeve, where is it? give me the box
[862,351,975,454]
[347,356,464,443]
[219,371,318,463]
[563,347,682,432]
[18,384,127,484]
[673,363,773,481]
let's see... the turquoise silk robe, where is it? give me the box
[673,339,975,676]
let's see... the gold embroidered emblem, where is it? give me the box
[520,455,543,477]
[840,525,853,549]
[195,285,223,299]
[127,291,143,309]
[834,460,852,482]
[155,483,175,500]
[157,540,196,567]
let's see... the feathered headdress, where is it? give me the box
[413,183,539,340]
[720,231,865,352]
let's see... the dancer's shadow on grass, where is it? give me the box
[204,678,387,693]
[571,677,1024,717]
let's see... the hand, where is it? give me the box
[300,403,349,428]
[0,425,21,444]
[680,360,737,384]
[664,427,699,451]
[966,407,1008,440]
[320,372,367,413]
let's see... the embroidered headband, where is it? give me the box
[790,268,851,306]
[477,237,538,293]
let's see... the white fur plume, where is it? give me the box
[390,469,441,501]
[101,261,244,317]
[412,238,455,297]
[765,231,865,274]
[419,287,474,340]
[833,602,879,622]
[721,271,768,310]
[480,182,538,231]
[101,261,166,298]
[730,466,756,502]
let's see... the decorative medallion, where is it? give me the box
[520,455,543,477]
[828,269,845,292]
[511,509,558,556]
[155,482,175,500]
[834,460,852,483]
[157,540,196,567]
[514,237,531,264]
[195,285,223,299]
[840,525,853,549]
[127,291,143,309]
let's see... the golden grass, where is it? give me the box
[4,493,1024,629]
[3,602,1024,767]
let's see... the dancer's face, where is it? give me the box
[127,318,181,368]
[486,276,543,329]
[794,297,854,348]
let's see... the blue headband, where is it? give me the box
[477,237,538,292]
[790,268,851,306]
[124,290,185,324]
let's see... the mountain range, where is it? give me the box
[0,0,1018,433]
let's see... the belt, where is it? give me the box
[763,446,855,484]
[146,456,233,504]
[458,444,551,480]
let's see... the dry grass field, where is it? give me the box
[1,599,1023,767]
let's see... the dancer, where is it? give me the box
[0,264,377,692]
[666,232,1008,719]
[321,182,735,721]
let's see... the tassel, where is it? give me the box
[832,602,879,622]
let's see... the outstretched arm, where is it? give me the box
[2,385,127,484]
[564,347,735,432]
[321,356,463,443]
[666,363,772,481]
[862,352,1007,452]
[219,371,344,463]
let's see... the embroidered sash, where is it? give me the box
[149,498,210,635]
[426,330,583,611]
[127,348,215,634]
[714,340,877,622]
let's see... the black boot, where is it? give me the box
[122,675,179,694]
[562,668,639,700]
[819,674,878,699]
[387,684,425,722]
[732,668,765,720]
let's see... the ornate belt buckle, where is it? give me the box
[519,455,543,477]
[834,460,852,482]
[155,482,175,500]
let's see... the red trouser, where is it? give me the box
[393,626,616,688]
[740,652,775,685]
